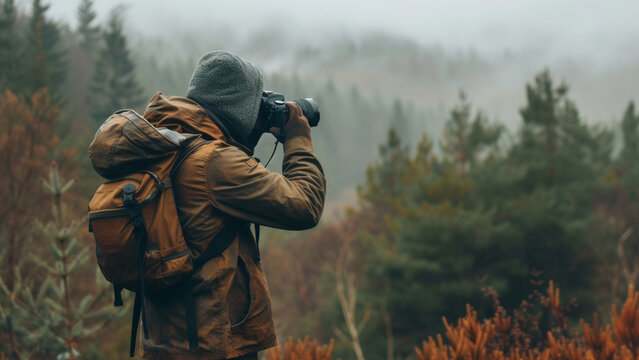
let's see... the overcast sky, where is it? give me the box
[40,0,639,66]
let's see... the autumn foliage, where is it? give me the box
[415,283,639,360]
[0,89,60,288]
[250,282,639,360]
[265,336,336,360]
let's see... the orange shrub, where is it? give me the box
[415,283,639,360]
[264,336,336,360]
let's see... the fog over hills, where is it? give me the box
[130,27,638,126]
[43,0,638,127]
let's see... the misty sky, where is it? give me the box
[43,0,639,65]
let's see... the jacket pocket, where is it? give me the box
[228,256,251,327]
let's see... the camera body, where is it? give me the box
[259,91,320,130]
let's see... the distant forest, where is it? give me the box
[1,1,639,360]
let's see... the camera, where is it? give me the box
[259,91,320,129]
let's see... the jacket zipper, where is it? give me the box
[161,249,190,263]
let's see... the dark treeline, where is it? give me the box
[0,1,638,359]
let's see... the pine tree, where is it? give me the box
[615,101,639,201]
[26,0,67,105]
[620,101,638,164]
[391,99,411,147]
[488,69,613,314]
[91,10,144,124]
[359,126,411,207]
[518,70,564,186]
[76,0,99,51]
[514,69,611,190]
[0,0,23,94]
[440,90,502,173]
[0,165,119,359]
[0,255,61,357]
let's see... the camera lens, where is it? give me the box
[292,98,320,127]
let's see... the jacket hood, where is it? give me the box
[186,51,263,144]
[144,92,227,141]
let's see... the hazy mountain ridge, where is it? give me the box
[133,28,638,128]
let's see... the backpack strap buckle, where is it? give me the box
[122,183,137,208]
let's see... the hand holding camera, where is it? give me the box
[281,102,313,145]
[258,91,319,143]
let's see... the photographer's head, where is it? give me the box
[187,51,264,148]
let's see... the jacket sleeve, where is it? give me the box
[206,137,326,230]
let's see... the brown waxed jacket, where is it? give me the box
[140,93,326,359]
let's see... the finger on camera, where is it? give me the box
[269,127,281,137]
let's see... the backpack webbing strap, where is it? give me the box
[253,223,261,262]
[130,293,142,357]
[193,218,243,268]
[122,184,150,357]
[171,139,212,178]
[181,218,242,351]
[183,276,199,351]
[113,284,124,307]
[128,192,150,341]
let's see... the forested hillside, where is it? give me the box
[1,1,639,359]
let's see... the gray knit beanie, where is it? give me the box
[187,51,264,142]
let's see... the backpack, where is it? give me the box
[88,109,239,356]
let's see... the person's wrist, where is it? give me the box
[284,134,313,152]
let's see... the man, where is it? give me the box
[141,51,326,359]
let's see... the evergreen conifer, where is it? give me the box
[0,0,23,94]
[616,101,639,195]
[391,99,411,147]
[0,166,118,359]
[440,91,502,173]
[26,0,67,105]
[76,0,99,52]
[621,101,638,164]
[91,10,144,124]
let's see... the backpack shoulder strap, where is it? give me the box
[171,138,213,177]
[184,217,243,351]
[194,218,243,268]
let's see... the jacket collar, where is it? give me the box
[143,92,254,155]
